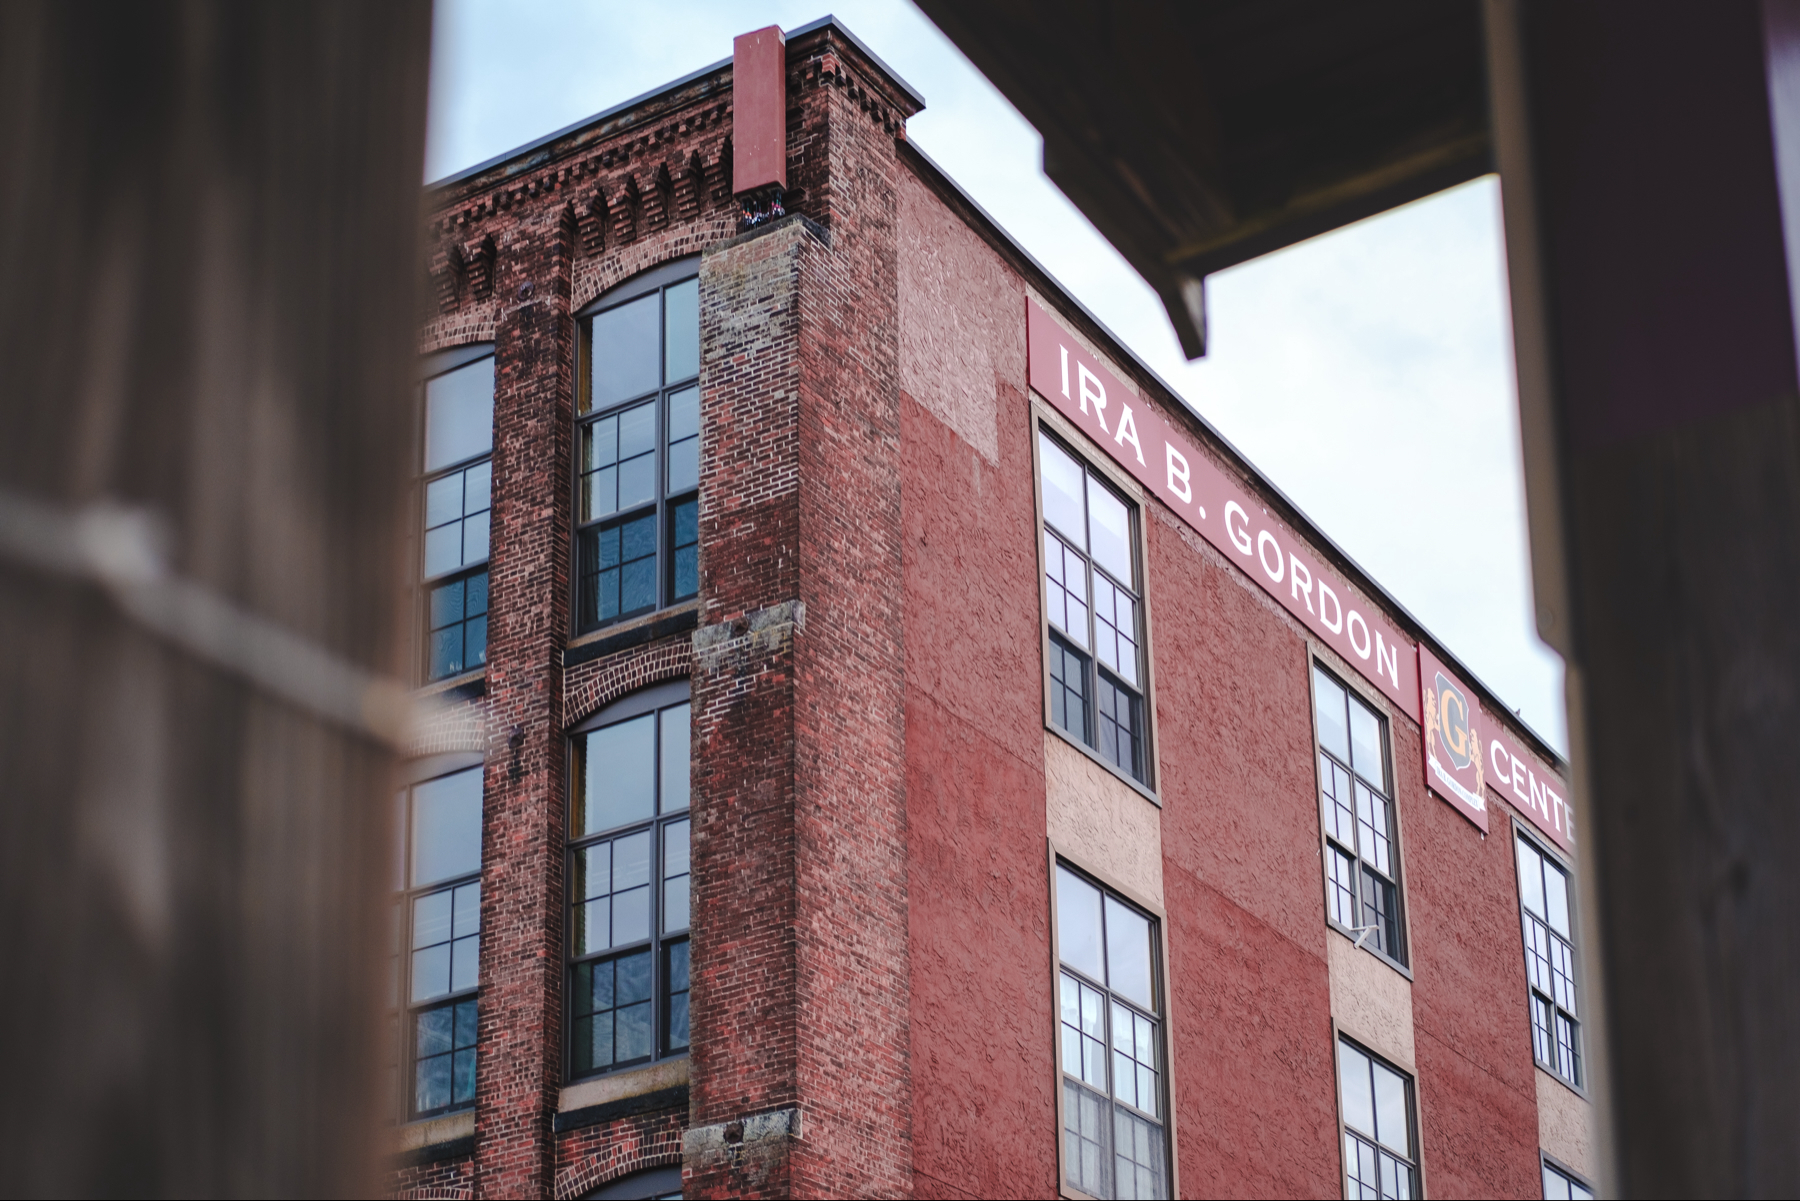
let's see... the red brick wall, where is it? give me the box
[391,1153,474,1200]
[686,28,921,1199]
[789,58,913,1199]
[1147,506,1344,1198]
[894,170,1057,1200]
[402,36,760,1201]
[1407,792,1543,1198]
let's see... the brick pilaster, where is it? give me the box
[686,29,915,1197]
[473,207,575,1198]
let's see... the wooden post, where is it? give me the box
[1487,1,1800,1192]
[0,3,430,1195]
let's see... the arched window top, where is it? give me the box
[573,677,690,734]
[578,256,699,319]
[575,262,701,633]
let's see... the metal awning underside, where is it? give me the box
[912,0,1489,356]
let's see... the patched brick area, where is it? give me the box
[554,1109,686,1200]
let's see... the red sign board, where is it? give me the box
[1419,646,1572,851]
[1418,645,1490,832]
[1027,296,1423,720]
[1479,706,1574,854]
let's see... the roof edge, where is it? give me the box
[896,138,1565,770]
[425,15,925,196]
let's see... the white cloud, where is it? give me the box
[429,0,1566,751]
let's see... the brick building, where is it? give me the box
[391,17,1591,1200]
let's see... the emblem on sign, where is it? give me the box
[1424,669,1486,821]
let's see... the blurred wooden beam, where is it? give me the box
[0,3,430,1195]
[910,0,1490,356]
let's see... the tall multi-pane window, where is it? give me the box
[1542,1157,1594,1200]
[576,262,700,633]
[1314,664,1407,966]
[568,681,691,1078]
[420,347,495,682]
[1338,1037,1418,1199]
[1518,834,1582,1087]
[1055,864,1167,1201]
[1039,430,1150,785]
[393,761,484,1118]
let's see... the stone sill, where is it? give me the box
[390,1109,474,1166]
[555,1056,690,1132]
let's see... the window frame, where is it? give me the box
[1310,657,1411,973]
[417,343,496,685]
[1540,1152,1595,1200]
[1516,826,1586,1093]
[1032,408,1159,798]
[391,753,487,1123]
[572,259,701,636]
[1047,846,1177,1201]
[1334,1032,1422,1200]
[565,678,693,1084]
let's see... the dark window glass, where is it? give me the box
[1519,835,1583,1087]
[427,570,488,681]
[576,269,700,633]
[569,691,692,1079]
[421,352,494,681]
[1315,666,1406,966]
[1543,1158,1594,1200]
[394,764,484,1118]
[1039,432,1149,784]
[1339,1038,1418,1199]
[1056,864,1168,1200]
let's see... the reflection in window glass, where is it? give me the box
[577,270,701,633]
[1519,835,1582,1087]
[421,353,494,682]
[1315,666,1405,966]
[425,357,494,472]
[1039,433,1087,545]
[568,691,693,1080]
[1039,430,1148,784]
[395,764,484,1119]
[412,767,483,887]
[589,293,660,410]
[1338,1038,1417,1199]
[1543,1159,1595,1200]
[1056,864,1167,1199]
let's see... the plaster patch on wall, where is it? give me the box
[1045,731,1162,904]
[897,172,1022,465]
[1328,931,1415,1071]
[1535,1068,1592,1179]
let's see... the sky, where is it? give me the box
[427,0,1567,753]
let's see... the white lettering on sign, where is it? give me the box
[1166,444,1192,504]
[1078,362,1109,433]
[1026,296,1422,719]
[1225,501,1252,555]
[1115,404,1145,464]
[1289,555,1314,614]
[1257,530,1284,584]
